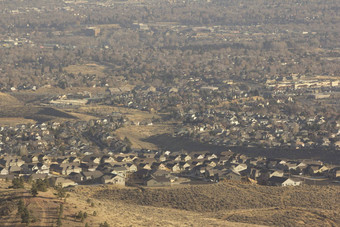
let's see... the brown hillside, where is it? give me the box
[0,92,23,107]
[87,182,340,226]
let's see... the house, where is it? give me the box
[80,163,98,172]
[306,164,329,175]
[146,176,171,187]
[68,172,84,183]
[206,153,218,160]
[267,176,302,186]
[138,163,152,170]
[0,157,25,167]
[328,167,340,179]
[50,164,81,175]
[82,155,101,164]
[57,157,69,164]
[0,166,9,175]
[36,163,50,174]
[8,165,21,174]
[221,169,242,181]
[82,170,103,181]
[100,174,125,185]
[204,160,217,167]
[123,163,138,172]
[192,153,206,160]
[151,162,167,171]
[68,157,81,164]
[166,163,181,172]
[181,154,191,162]
[49,177,77,188]
[151,169,171,178]
[101,155,115,164]
[231,163,247,172]
[29,173,48,181]
[0,174,15,181]
[111,166,127,178]
[24,154,39,163]
[179,162,191,171]
[38,154,51,164]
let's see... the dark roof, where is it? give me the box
[268,176,288,184]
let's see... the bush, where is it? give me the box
[99,221,110,227]
[12,177,24,189]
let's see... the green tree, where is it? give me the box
[56,217,62,227]
[31,184,38,197]
[99,221,110,227]
[17,199,25,215]
[20,207,30,224]
[12,177,24,189]
[55,183,66,199]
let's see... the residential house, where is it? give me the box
[231,163,247,172]
[101,173,125,185]
[267,176,302,186]
[80,163,98,172]
[146,175,171,187]
[68,172,84,183]
[101,155,115,164]
[49,177,77,188]
[38,154,51,164]
[68,157,81,164]
[82,170,103,182]
[328,167,340,179]
[8,165,21,174]
[82,155,101,165]
[221,169,242,181]
[166,163,181,173]
[111,166,127,178]
[0,166,9,175]
[306,164,329,175]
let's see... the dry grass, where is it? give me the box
[1,182,338,226]
[115,124,174,149]
[63,64,107,78]
[87,182,340,227]
[0,118,36,126]
[69,185,262,227]
[0,92,23,107]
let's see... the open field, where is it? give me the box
[0,118,36,127]
[87,182,340,227]
[63,63,107,78]
[116,124,174,150]
[1,180,339,226]
[0,92,23,107]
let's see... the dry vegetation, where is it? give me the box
[75,105,175,149]
[1,180,339,226]
[84,182,340,227]
[115,124,174,150]
[63,64,107,78]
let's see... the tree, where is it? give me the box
[17,199,25,215]
[55,183,66,199]
[99,222,110,227]
[59,204,64,217]
[12,177,24,189]
[31,184,38,197]
[56,217,62,227]
[20,207,30,224]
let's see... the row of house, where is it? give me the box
[0,149,338,187]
